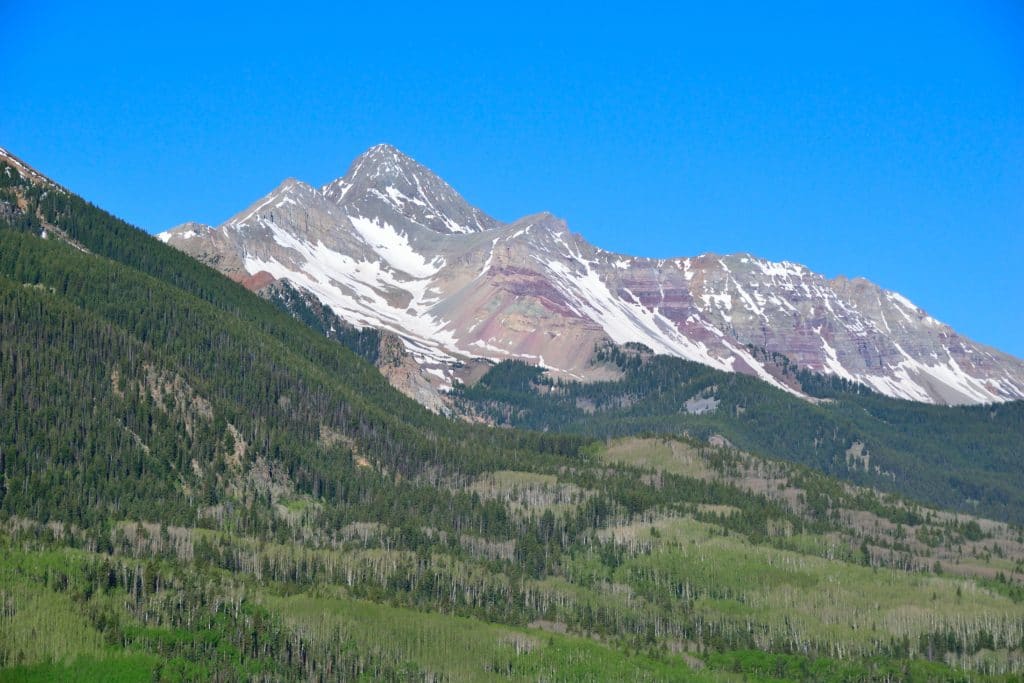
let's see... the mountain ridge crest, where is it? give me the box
[95,142,1024,406]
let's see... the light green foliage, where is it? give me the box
[0,551,107,667]
[267,593,717,681]
[602,437,712,478]
[607,516,1018,660]
[468,470,593,517]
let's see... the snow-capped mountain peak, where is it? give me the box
[161,145,1024,407]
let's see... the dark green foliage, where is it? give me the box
[705,650,979,683]
[0,655,158,683]
[263,279,382,365]
[0,233,586,529]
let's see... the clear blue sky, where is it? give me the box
[3,1,1022,356]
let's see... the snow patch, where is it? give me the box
[348,215,444,278]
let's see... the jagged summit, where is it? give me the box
[320,144,500,234]
[325,144,418,196]
[347,143,422,180]
[160,144,1024,406]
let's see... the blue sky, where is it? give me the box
[2,1,1022,356]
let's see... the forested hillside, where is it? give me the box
[1,154,1023,680]
[453,345,1024,524]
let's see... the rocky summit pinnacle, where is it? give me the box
[159,144,1024,407]
[321,144,500,235]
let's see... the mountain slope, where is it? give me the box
[452,351,1024,524]
[2,147,1024,680]
[0,145,587,529]
[158,144,1024,406]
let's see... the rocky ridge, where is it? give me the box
[158,144,1024,406]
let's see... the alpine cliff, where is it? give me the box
[160,144,1024,406]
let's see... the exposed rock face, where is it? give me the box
[159,144,1024,406]
[375,330,451,415]
[256,277,452,413]
[322,144,499,235]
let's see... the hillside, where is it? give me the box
[1,149,1023,680]
[452,349,1024,524]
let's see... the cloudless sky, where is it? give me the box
[2,1,1022,356]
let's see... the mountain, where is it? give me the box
[0,145,584,524]
[3,147,1024,680]
[159,144,1024,407]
